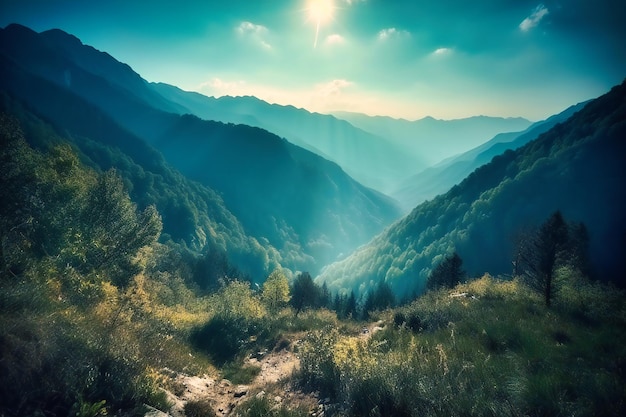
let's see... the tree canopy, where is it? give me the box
[291,272,320,315]
[262,269,291,312]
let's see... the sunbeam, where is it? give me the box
[307,0,335,48]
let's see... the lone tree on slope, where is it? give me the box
[290,272,320,315]
[427,252,465,291]
[515,211,570,308]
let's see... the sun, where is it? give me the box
[308,0,335,24]
[306,0,336,48]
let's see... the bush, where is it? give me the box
[222,362,261,385]
[393,312,406,327]
[184,399,218,417]
[0,312,159,416]
[393,311,421,331]
[190,314,258,365]
[297,329,341,399]
[348,372,412,417]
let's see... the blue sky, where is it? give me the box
[1,0,624,120]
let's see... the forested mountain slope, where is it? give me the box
[393,101,589,211]
[150,83,420,193]
[0,24,400,275]
[0,82,278,280]
[153,113,401,271]
[318,81,626,296]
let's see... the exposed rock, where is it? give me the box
[234,385,248,398]
[143,404,170,417]
[154,343,304,417]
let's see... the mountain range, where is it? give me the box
[149,83,418,194]
[333,111,532,166]
[152,83,533,194]
[391,101,590,211]
[1,23,623,296]
[0,23,399,276]
[317,80,626,295]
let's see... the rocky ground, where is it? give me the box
[146,321,384,417]
[145,337,308,416]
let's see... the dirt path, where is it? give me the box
[147,322,385,416]
[148,343,302,416]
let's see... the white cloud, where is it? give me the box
[325,33,346,45]
[314,79,354,97]
[519,4,549,32]
[432,47,452,56]
[236,21,272,50]
[377,27,410,41]
[236,21,268,35]
[344,0,366,4]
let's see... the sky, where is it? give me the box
[1,0,625,120]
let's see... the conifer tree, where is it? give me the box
[427,252,465,291]
[291,272,319,315]
[516,211,570,307]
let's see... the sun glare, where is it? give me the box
[308,0,335,24]
[307,0,335,48]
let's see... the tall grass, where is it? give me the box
[297,274,626,416]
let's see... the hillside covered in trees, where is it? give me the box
[0,24,400,277]
[318,80,626,296]
[392,101,589,211]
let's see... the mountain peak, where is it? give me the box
[41,28,84,47]
[3,22,36,34]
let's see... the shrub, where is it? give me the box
[406,311,422,331]
[184,399,218,417]
[297,329,341,399]
[222,362,261,385]
[190,314,258,365]
[393,311,406,327]
[348,372,412,417]
[0,312,159,416]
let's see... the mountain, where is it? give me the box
[0,23,401,275]
[150,82,423,193]
[317,80,626,296]
[332,111,532,165]
[40,28,188,115]
[150,114,401,272]
[0,79,278,280]
[392,101,590,211]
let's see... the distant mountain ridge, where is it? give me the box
[317,80,626,296]
[150,82,421,193]
[332,111,532,165]
[392,101,590,211]
[0,23,401,276]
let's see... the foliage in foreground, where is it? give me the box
[0,116,206,416]
[298,274,626,417]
